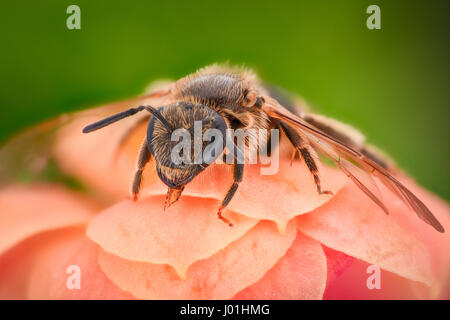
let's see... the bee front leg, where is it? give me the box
[114,115,150,163]
[131,138,152,201]
[217,163,244,227]
[279,121,333,196]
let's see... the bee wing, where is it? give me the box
[262,96,445,233]
[0,85,174,185]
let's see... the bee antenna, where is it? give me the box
[83,106,146,133]
[82,105,172,134]
[143,106,172,132]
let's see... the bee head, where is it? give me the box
[147,102,228,188]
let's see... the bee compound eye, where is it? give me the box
[184,103,194,111]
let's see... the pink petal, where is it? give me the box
[297,178,450,290]
[0,184,97,255]
[87,195,259,278]
[322,245,355,288]
[232,231,327,300]
[140,162,346,233]
[27,228,134,299]
[0,232,42,299]
[324,258,444,300]
[98,221,297,299]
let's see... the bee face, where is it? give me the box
[147,101,227,189]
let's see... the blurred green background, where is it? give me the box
[0,0,448,199]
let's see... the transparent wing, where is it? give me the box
[262,96,445,233]
[302,126,388,215]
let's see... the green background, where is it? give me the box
[0,0,448,199]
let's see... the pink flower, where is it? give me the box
[0,96,449,300]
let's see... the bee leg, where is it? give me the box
[164,186,184,210]
[290,149,298,166]
[131,138,152,201]
[217,163,244,227]
[258,124,279,158]
[114,115,150,163]
[279,121,333,196]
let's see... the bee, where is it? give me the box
[82,64,444,232]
